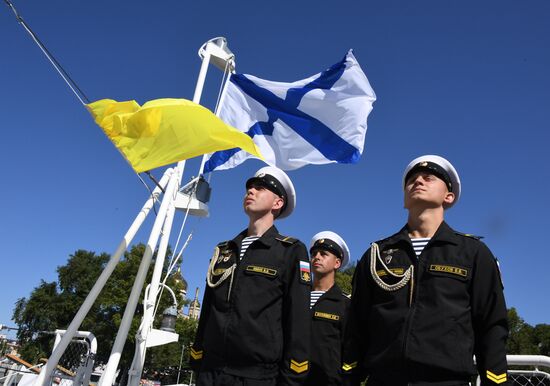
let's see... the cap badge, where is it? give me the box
[319,239,325,244]
[420,161,428,167]
[257,173,265,178]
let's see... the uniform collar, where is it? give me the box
[233,225,280,248]
[316,283,343,301]
[382,221,460,246]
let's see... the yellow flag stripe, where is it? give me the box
[87,98,263,173]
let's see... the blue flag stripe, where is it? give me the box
[231,77,360,161]
[204,53,362,173]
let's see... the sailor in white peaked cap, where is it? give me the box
[342,154,510,386]
[191,165,311,385]
[307,230,351,386]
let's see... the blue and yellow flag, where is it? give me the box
[86,98,263,173]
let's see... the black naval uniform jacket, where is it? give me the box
[190,225,312,385]
[342,222,509,386]
[306,284,350,386]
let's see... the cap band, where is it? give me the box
[310,239,344,260]
[246,174,288,214]
[404,161,453,192]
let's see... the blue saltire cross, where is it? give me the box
[203,54,361,173]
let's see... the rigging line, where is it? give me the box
[168,231,192,276]
[4,0,90,105]
[153,177,197,320]
[164,170,201,274]
[153,231,193,321]
[214,60,231,114]
[144,171,166,194]
[137,173,159,216]
[200,59,234,181]
[161,184,197,283]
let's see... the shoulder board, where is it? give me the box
[373,232,400,246]
[276,235,298,245]
[454,231,484,240]
[216,240,231,248]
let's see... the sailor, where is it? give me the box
[306,231,351,386]
[342,155,510,386]
[190,166,311,386]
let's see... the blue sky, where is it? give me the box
[1,0,549,338]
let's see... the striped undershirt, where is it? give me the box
[310,290,325,308]
[240,236,259,260]
[410,237,430,257]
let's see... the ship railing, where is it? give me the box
[475,355,550,386]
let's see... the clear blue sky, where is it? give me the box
[1,0,549,338]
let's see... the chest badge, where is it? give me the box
[218,249,233,263]
[383,248,398,264]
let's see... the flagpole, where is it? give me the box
[34,170,172,386]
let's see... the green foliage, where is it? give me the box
[144,318,198,384]
[533,324,550,356]
[11,244,194,378]
[335,263,356,295]
[506,307,550,356]
[507,307,537,354]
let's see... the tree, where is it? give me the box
[12,244,195,380]
[335,263,355,295]
[532,324,550,356]
[506,307,537,355]
[144,317,198,384]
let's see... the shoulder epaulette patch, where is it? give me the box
[299,260,311,284]
[276,235,298,244]
[216,240,230,248]
[455,231,483,240]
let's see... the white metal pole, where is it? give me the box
[176,344,185,384]
[126,187,178,386]
[35,170,171,386]
[192,51,211,105]
[198,64,234,175]
[98,169,178,386]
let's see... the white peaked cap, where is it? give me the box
[310,231,350,268]
[246,166,296,219]
[403,155,461,207]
